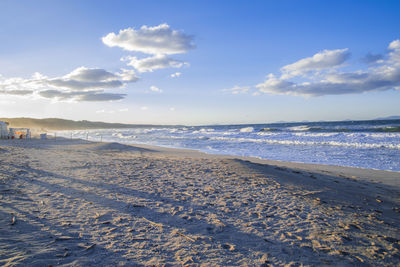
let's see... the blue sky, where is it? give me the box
[1,0,400,125]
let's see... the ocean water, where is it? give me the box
[56,119,400,172]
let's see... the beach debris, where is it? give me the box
[55,236,74,241]
[56,251,70,257]
[78,243,96,251]
[353,255,365,263]
[175,230,196,242]
[176,254,194,266]
[221,243,236,251]
[85,243,96,251]
[263,238,274,244]
[10,215,16,225]
[142,217,163,228]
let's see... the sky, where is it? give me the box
[0,0,400,125]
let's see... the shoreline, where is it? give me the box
[48,133,400,174]
[87,139,400,185]
[9,136,400,175]
[1,138,399,265]
[132,141,400,173]
[52,120,400,173]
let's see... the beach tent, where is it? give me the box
[9,128,31,139]
[0,121,9,139]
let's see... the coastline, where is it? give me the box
[1,138,399,266]
[98,140,400,188]
[54,120,400,173]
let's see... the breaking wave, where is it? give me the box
[56,119,400,171]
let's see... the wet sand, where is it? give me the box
[0,138,399,266]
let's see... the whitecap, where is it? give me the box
[239,127,254,132]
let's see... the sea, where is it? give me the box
[56,119,400,172]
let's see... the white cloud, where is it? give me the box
[141,106,149,110]
[256,74,295,95]
[103,24,194,75]
[149,85,162,93]
[123,55,187,72]
[281,48,350,78]
[1,25,193,102]
[256,40,400,96]
[47,78,122,91]
[388,40,400,64]
[117,69,139,82]
[64,67,118,82]
[223,85,251,94]
[38,89,126,102]
[0,75,43,92]
[389,39,400,50]
[170,72,182,78]
[46,67,138,91]
[79,93,126,102]
[102,23,195,55]
[169,107,176,111]
[0,66,137,102]
[0,89,33,96]
[32,72,48,80]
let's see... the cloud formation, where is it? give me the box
[0,89,33,96]
[170,72,182,78]
[79,93,126,102]
[102,24,194,55]
[222,85,250,94]
[1,24,194,103]
[46,67,138,90]
[38,90,125,102]
[0,67,137,102]
[281,48,350,78]
[104,24,194,74]
[149,85,162,93]
[123,55,188,72]
[256,40,400,96]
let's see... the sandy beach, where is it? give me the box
[0,138,399,266]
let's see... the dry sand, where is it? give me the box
[0,138,399,266]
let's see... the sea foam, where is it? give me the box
[56,119,400,171]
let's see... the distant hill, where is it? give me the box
[375,115,400,120]
[0,118,163,132]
